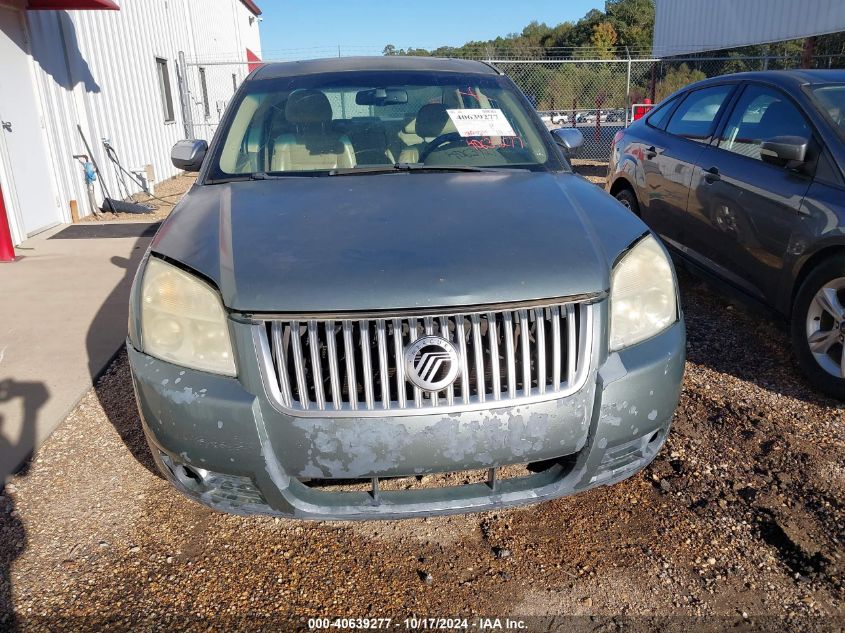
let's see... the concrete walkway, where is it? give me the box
[0,223,153,480]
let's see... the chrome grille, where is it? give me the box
[258,300,594,417]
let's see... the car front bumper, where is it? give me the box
[128,309,684,520]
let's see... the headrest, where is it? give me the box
[759,100,800,133]
[286,90,332,124]
[415,104,455,138]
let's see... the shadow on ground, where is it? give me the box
[86,248,160,477]
[676,266,834,406]
[0,378,47,627]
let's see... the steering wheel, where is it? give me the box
[418,132,466,162]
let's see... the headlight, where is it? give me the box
[140,257,236,376]
[609,235,677,351]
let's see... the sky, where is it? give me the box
[255,0,604,60]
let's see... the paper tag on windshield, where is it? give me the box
[447,109,516,138]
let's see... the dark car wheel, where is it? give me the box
[791,254,845,399]
[614,188,640,216]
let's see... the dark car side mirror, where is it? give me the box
[552,128,585,156]
[760,136,809,168]
[171,139,208,172]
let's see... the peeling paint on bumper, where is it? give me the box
[128,315,684,520]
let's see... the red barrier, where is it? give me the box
[0,183,16,262]
[632,99,654,122]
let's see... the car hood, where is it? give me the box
[151,171,646,313]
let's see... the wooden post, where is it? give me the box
[69,199,80,223]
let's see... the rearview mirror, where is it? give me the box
[171,139,208,172]
[760,135,808,167]
[551,128,584,155]
[355,88,409,106]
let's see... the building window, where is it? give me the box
[199,67,210,119]
[156,58,175,122]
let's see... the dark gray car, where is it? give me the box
[608,70,845,398]
[127,57,684,519]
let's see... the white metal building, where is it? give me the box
[0,0,262,246]
[653,0,845,57]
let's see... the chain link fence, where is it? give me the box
[497,53,845,160]
[177,52,845,162]
[177,54,252,142]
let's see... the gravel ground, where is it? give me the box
[1,167,843,632]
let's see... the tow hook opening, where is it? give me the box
[160,453,209,492]
[180,464,209,487]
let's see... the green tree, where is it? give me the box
[605,0,655,53]
[590,21,618,59]
[653,63,707,100]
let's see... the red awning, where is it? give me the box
[240,0,261,16]
[27,0,119,9]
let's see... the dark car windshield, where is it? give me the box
[809,83,845,139]
[207,70,564,180]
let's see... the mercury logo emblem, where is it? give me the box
[404,335,460,392]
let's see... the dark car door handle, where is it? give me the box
[703,166,721,183]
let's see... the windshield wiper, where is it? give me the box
[329,163,525,176]
[248,171,321,179]
[209,164,529,183]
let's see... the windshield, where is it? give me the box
[207,70,563,180]
[810,83,845,139]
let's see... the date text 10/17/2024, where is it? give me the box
[307,617,528,630]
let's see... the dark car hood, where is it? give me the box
[152,171,646,313]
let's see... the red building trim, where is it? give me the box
[240,0,261,16]
[0,184,16,262]
[27,0,119,9]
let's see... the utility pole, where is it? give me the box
[801,36,816,69]
[625,46,632,127]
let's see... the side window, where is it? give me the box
[665,85,733,142]
[718,84,811,163]
[646,96,678,130]
[155,58,175,123]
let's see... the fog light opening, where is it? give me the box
[180,464,207,486]
[160,452,209,491]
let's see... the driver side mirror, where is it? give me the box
[760,135,808,168]
[552,128,584,156]
[171,139,208,172]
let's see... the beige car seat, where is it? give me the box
[271,90,356,171]
[398,104,458,164]
[397,116,422,145]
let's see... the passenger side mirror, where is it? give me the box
[552,128,584,156]
[171,139,208,172]
[760,135,808,168]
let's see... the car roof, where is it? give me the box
[250,56,502,80]
[688,69,845,90]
